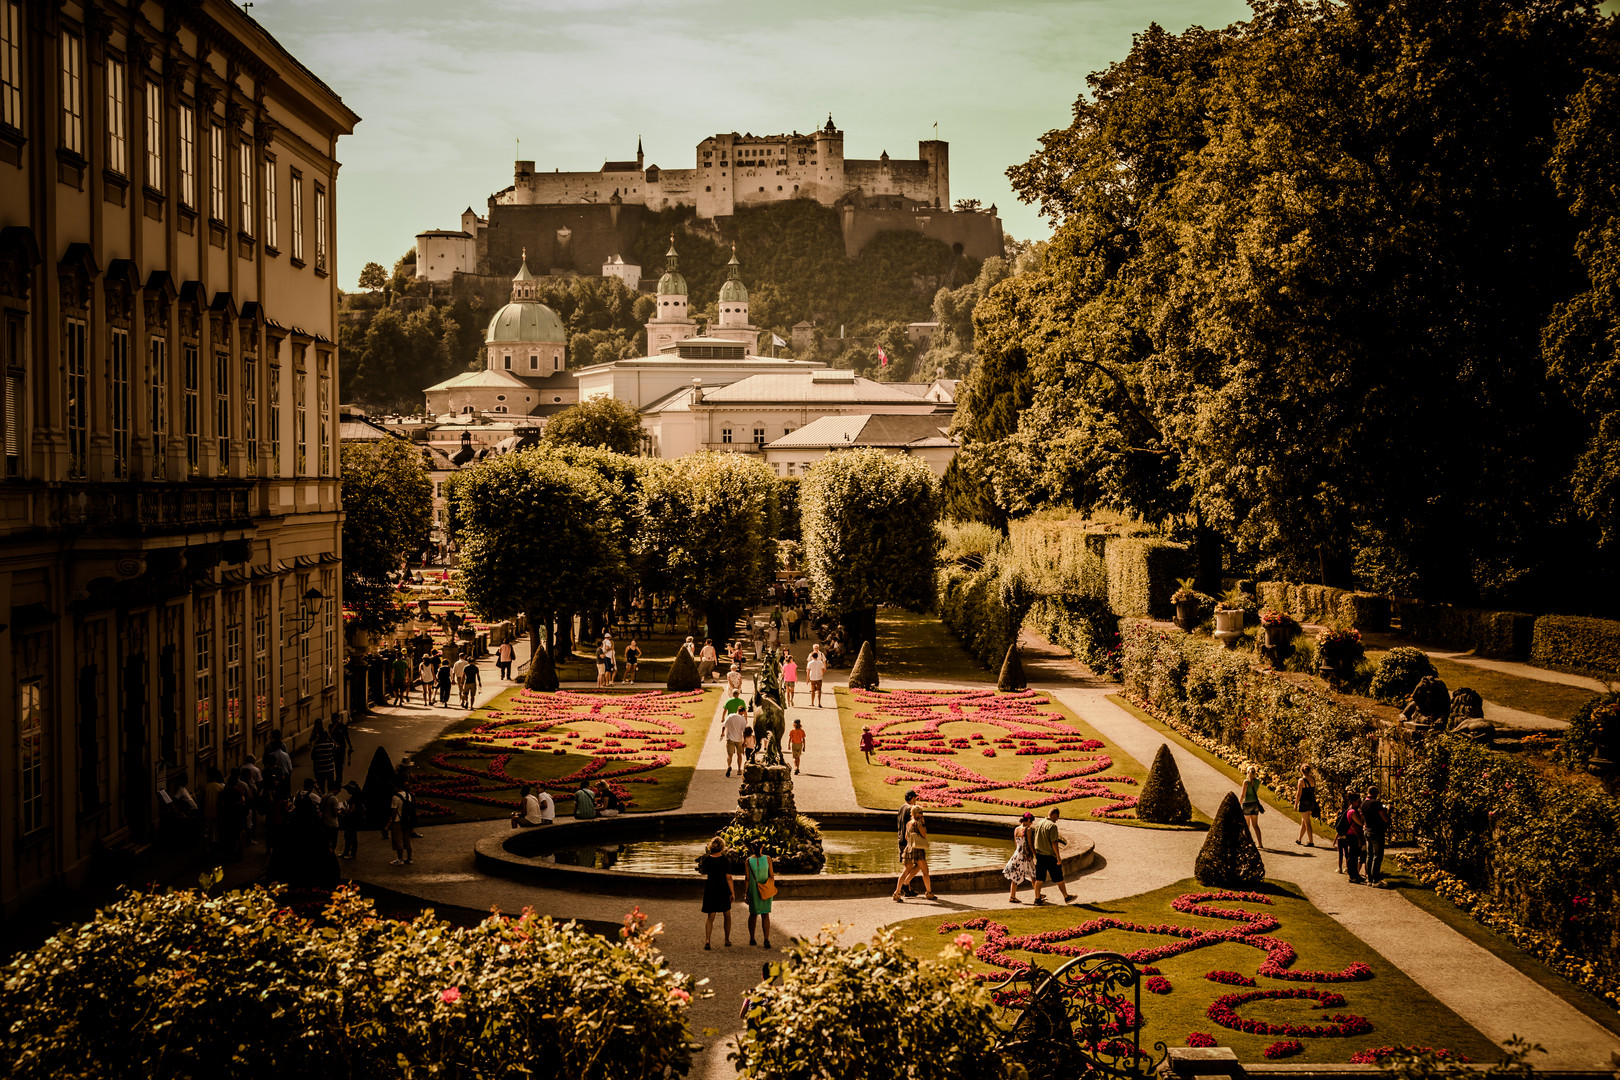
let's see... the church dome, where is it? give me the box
[485,299,565,344]
[718,248,747,302]
[657,237,688,296]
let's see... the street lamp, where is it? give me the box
[299,587,325,635]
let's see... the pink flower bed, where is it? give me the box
[409,689,703,816]
[1349,1046,1471,1065]
[1264,1040,1304,1059]
[850,688,1139,818]
[1186,1033,1217,1047]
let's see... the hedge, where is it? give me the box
[1256,581,1390,631]
[936,561,1025,671]
[1530,615,1620,679]
[1006,519,1109,598]
[1105,537,1191,619]
[1120,620,1376,814]
[1027,594,1122,680]
[1403,603,1536,659]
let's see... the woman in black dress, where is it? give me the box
[698,836,737,949]
[1295,764,1320,846]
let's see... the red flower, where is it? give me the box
[440,986,461,1004]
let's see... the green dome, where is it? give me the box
[719,277,748,303]
[658,270,688,296]
[485,299,566,344]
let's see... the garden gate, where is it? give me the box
[1369,734,1415,846]
[993,951,1167,1080]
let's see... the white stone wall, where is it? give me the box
[415,233,476,281]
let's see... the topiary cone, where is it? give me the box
[666,645,702,692]
[525,644,559,692]
[847,641,879,690]
[1194,791,1266,887]
[997,643,1027,691]
[1136,744,1193,824]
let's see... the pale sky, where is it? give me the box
[247,0,1253,289]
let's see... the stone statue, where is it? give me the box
[1446,686,1495,743]
[751,647,787,766]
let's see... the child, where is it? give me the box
[860,726,876,763]
[789,718,806,775]
[743,725,756,764]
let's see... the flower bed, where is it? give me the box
[846,687,1143,819]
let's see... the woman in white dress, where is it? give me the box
[1003,811,1036,902]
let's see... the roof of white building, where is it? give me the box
[765,413,957,449]
[575,354,825,375]
[697,370,929,406]
[423,369,534,392]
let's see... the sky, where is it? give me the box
[247,0,1254,290]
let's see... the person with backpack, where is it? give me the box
[385,769,417,865]
[1361,786,1392,885]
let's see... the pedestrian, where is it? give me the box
[1241,765,1266,850]
[698,836,737,949]
[785,605,799,644]
[310,722,338,793]
[497,639,515,681]
[319,784,341,852]
[727,663,745,696]
[894,807,935,901]
[594,644,608,688]
[603,634,616,683]
[436,658,453,707]
[452,653,470,706]
[744,839,774,948]
[217,769,248,862]
[788,718,806,775]
[807,648,826,708]
[1003,811,1036,902]
[623,639,640,684]
[266,730,293,778]
[339,781,362,859]
[200,766,225,854]
[699,639,718,683]
[1343,793,1367,883]
[752,624,765,661]
[1031,807,1076,904]
[512,783,548,827]
[391,651,410,706]
[722,703,747,778]
[463,657,481,707]
[1361,786,1391,885]
[595,781,622,817]
[1294,764,1319,847]
[1334,797,1351,874]
[418,654,436,706]
[730,640,747,669]
[682,635,696,657]
[573,783,597,819]
[782,654,798,706]
[742,724,756,764]
[385,770,416,865]
[895,789,918,896]
[330,714,353,785]
[860,726,876,763]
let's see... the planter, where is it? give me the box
[1262,623,1292,648]
[1174,599,1199,631]
[1214,608,1245,650]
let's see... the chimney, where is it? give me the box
[691,376,703,404]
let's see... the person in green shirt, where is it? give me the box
[1030,807,1076,904]
[574,785,597,820]
[724,692,746,716]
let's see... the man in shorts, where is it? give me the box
[1030,807,1076,904]
[720,703,748,778]
[807,647,826,708]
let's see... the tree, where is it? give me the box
[638,453,779,644]
[541,397,644,455]
[357,261,387,292]
[452,450,627,667]
[801,448,940,656]
[340,439,432,634]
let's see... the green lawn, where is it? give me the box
[836,686,1202,829]
[409,686,720,824]
[1423,656,1596,722]
[891,877,1497,1064]
[872,608,997,683]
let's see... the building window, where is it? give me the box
[297,573,311,699]
[105,57,127,174]
[208,121,226,221]
[4,309,23,478]
[17,670,46,834]
[242,355,258,474]
[238,140,254,236]
[721,427,732,444]
[317,355,331,475]
[60,33,83,154]
[314,183,328,273]
[179,105,196,206]
[148,336,167,479]
[753,427,765,446]
[322,567,336,688]
[252,584,270,730]
[290,170,304,262]
[786,461,796,477]
[267,360,280,475]
[502,355,511,370]
[64,317,87,478]
[529,353,538,370]
[784,427,794,437]
[183,342,199,475]
[110,327,129,478]
[0,0,21,131]
[224,591,244,742]
[195,595,214,750]
[215,351,230,474]
[293,357,306,474]
[264,160,278,248]
[144,80,162,189]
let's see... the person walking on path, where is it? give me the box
[418,655,437,707]
[699,639,718,683]
[1294,765,1319,846]
[462,657,482,708]
[452,654,469,707]
[860,726,876,764]
[339,781,362,859]
[594,644,608,689]
[623,640,640,684]
[789,719,806,774]
[782,655,798,706]
[894,808,935,901]
[497,639,515,681]
[1031,807,1076,905]
[1361,786,1391,885]
[727,663,745,696]
[1342,793,1367,883]
[310,723,338,794]
[722,705,748,778]
[1003,811,1036,902]
[894,789,918,897]
[329,714,354,786]
[698,837,738,950]
[806,648,826,708]
[1241,766,1266,850]
[744,840,774,948]
[436,660,453,707]
[391,652,411,706]
[385,772,416,866]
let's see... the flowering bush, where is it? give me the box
[1206,987,1372,1038]
[1186,1032,1218,1047]
[1349,1045,1471,1065]
[1205,970,1257,986]
[1146,975,1172,995]
[1265,1039,1305,1058]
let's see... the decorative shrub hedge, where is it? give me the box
[1258,582,1390,631]
[1553,691,1620,773]
[937,561,1026,671]
[1530,614,1620,678]
[1120,621,1376,813]
[1368,647,1437,704]
[1404,603,1535,659]
[1105,537,1192,618]
[1026,594,1122,680]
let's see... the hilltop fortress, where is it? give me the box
[415,116,1002,286]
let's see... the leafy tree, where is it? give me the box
[541,397,644,455]
[357,261,387,292]
[340,438,432,634]
[801,448,940,656]
[637,453,779,643]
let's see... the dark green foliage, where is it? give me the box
[1554,691,1620,772]
[1195,792,1266,887]
[1027,595,1122,680]
[360,746,398,827]
[525,644,559,692]
[1369,647,1438,704]
[666,646,701,692]
[996,643,1026,691]
[847,641,879,690]
[1104,538,1193,619]
[340,439,433,634]
[935,560,1029,671]
[776,476,801,542]
[1257,581,1391,632]
[540,397,643,455]
[1136,744,1193,825]
[1530,614,1620,678]
[1405,604,1536,659]
[715,814,825,875]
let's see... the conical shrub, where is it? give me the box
[847,640,879,689]
[997,643,1027,691]
[1194,791,1266,887]
[525,643,559,692]
[667,645,702,692]
[1136,743,1193,824]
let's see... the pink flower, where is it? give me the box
[441,986,461,1004]
[669,988,691,1005]
[954,933,975,949]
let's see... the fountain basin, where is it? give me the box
[474,811,1096,899]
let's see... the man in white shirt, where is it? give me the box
[721,707,748,778]
[807,648,827,708]
[512,784,553,827]
[452,656,470,707]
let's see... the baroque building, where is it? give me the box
[0,0,358,912]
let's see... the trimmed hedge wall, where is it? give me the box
[1256,581,1390,631]
[1105,537,1191,619]
[1531,615,1620,678]
[1027,595,1122,680]
[937,562,1025,671]
[1405,603,1535,659]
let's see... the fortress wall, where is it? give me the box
[483,202,648,278]
[508,167,651,206]
[840,207,1004,261]
[845,159,940,204]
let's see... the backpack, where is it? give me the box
[397,791,417,830]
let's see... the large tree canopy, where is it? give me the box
[541,396,644,455]
[340,439,432,633]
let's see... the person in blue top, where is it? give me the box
[574,785,597,820]
[744,839,773,949]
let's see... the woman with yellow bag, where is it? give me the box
[745,838,775,949]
